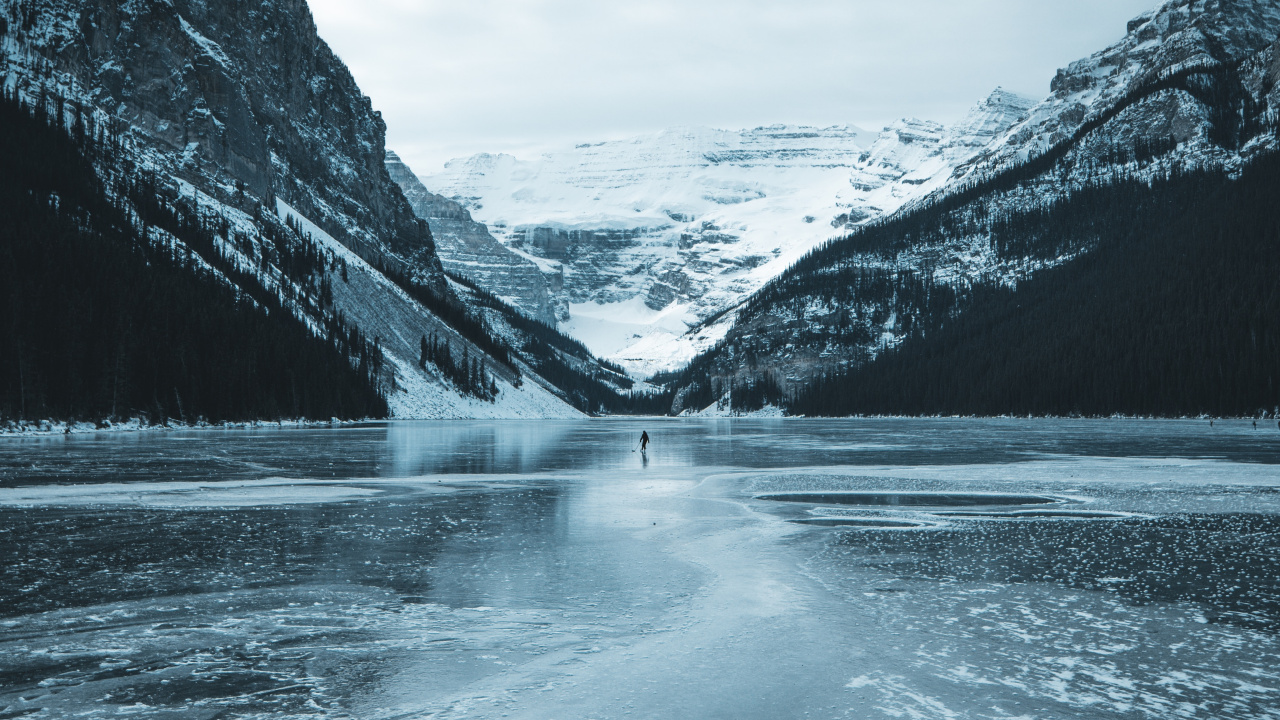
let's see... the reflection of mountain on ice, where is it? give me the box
[420,91,1034,375]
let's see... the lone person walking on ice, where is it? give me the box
[639,431,650,453]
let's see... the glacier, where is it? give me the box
[415,92,1035,375]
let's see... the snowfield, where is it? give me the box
[421,93,1034,374]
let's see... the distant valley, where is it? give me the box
[394,90,1034,375]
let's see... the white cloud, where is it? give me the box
[308,0,1158,174]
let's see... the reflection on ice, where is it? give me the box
[936,508,1139,519]
[0,478,384,507]
[1,419,1279,719]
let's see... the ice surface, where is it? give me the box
[1,419,1279,719]
[0,479,383,508]
[756,491,1064,507]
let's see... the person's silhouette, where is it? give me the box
[640,431,650,452]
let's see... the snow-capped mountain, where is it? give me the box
[421,92,1034,375]
[858,89,1039,210]
[964,0,1280,179]
[0,0,592,419]
[6,0,445,284]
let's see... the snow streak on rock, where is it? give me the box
[965,0,1280,179]
[385,152,558,324]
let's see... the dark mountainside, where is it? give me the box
[0,0,637,420]
[0,89,388,423]
[652,2,1280,417]
[791,155,1280,418]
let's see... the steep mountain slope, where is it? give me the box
[962,0,1280,179]
[0,89,388,425]
[385,152,558,324]
[3,0,444,281]
[792,154,1280,418]
[421,94,1033,375]
[0,0,586,419]
[656,0,1280,415]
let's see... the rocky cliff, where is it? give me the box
[1,0,444,283]
[385,151,558,323]
[0,0,589,418]
[961,0,1280,182]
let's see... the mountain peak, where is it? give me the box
[955,0,1280,181]
[980,88,1037,112]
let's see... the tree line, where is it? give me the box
[790,152,1280,417]
[0,87,388,424]
[419,332,498,401]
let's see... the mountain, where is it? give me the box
[0,0,609,420]
[653,0,1280,416]
[6,0,445,283]
[961,0,1280,180]
[790,154,1280,418]
[384,152,559,324]
[0,87,389,425]
[9,0,1270,422]
[420,95,1034,376]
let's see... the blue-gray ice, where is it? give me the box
[1,418,1278,719]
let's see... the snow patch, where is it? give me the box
[177,15,233,69]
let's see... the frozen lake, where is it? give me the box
[2,419,1279,719]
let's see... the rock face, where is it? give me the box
[963,0,1280,180]
[385,152,558,323]
[848,89,1037,224]
[423,103,1032,374]
[2,0,443,284]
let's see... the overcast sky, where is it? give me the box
[308,0,1157,175]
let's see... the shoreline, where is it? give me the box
[0,417,377,438]
[3,413,1277,438]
